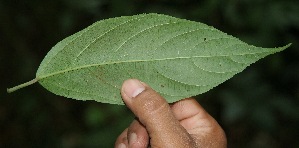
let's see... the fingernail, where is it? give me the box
[118,143,126,148]
[123,79,145,98]
[129,133,137,144]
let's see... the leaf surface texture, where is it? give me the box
[35,14,289,104]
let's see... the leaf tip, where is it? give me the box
[286,43,292,48]
[281,43,292,50]
[271,43,292,53]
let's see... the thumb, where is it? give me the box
[121,79,195,147]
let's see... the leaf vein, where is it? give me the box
[74,15,147,63]
[43,22,98,70]
[153,65,205,87]
[114,21,180,52]
[153,27,216,51]
[37,50,274,80]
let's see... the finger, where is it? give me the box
[171,98,227,147]
[171,98,214,130]
[115,128,128,148]
[127,119,149,148]
[121,79,196,147]
[171,98,204,121]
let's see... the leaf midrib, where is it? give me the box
[37,50,273,80]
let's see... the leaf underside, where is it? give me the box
[32,13,289,105]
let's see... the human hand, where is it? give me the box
[115,79,227,148]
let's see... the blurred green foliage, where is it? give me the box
[1,0,298,147]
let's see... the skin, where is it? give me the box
[115,79,227,148]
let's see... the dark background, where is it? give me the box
[1,0,299,147]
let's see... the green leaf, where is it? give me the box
[7,13,290,105]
